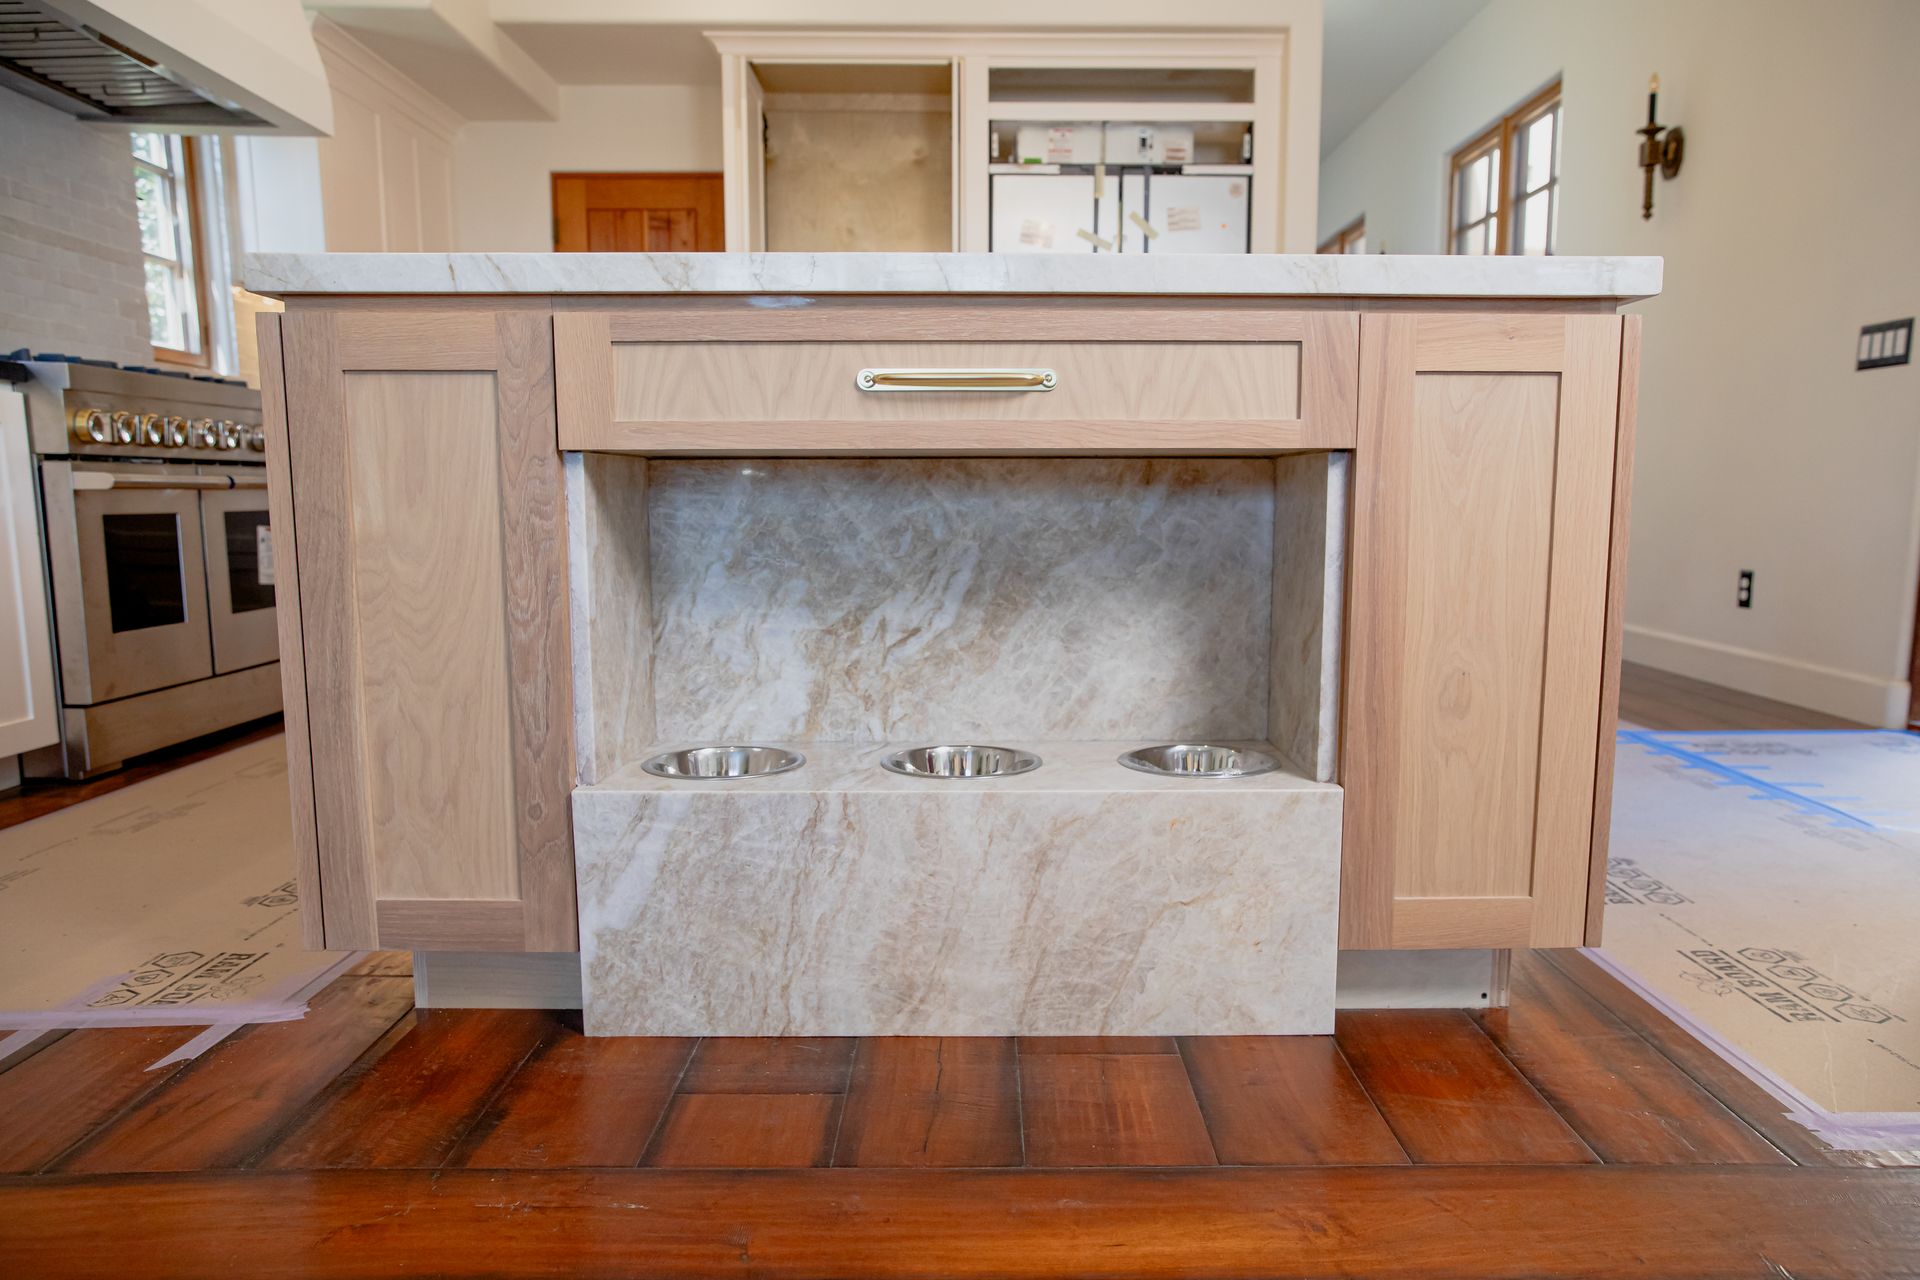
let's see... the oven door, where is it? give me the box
[198,465,278,673]
[42,459,214,703]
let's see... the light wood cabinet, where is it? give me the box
[262,292,1640,963]
[553,301,1358,455]
[261,307,575,952]
[1338,312,1635,950]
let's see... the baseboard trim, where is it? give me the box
[1623,624,1909,729]
[1334,948,1502,1009]
[414,952,583,1010]
[411,950,1496,1014]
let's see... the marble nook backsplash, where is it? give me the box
[644,456,1279,744]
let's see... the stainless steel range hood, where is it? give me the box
[0,0,331,134]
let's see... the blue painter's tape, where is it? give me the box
[1617,730,1877,831]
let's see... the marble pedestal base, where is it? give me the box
[573,742,1341,1036]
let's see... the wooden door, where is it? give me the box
[260,308,575,952]
[1340,312,1633,950]
[552,173,724,251]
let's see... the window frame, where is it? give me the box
[1446,79,1562,257]
[1318,215,1367,255]
[134,133,213,369]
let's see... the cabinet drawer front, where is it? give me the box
[556,303,1357,454]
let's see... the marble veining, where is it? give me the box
[573,774,1340,1036]
[566,453,655,785]
[244,251,1663,300]
[1268,452,1347,782]
[642,458,1277,743]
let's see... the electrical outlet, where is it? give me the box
[1737,570,1754,609]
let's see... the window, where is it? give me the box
[133,132,209,365]
[1319,216,1367,254]
[1448,81,1561,256]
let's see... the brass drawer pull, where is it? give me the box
[855,368,1056,392]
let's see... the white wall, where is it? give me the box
[311,18,460,252]
[1319,0,1920,727]
[0,93,149,364]
[451,84,723,251]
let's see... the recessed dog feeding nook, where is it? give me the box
[568,451,1348,1035]
[247,251,1658,1040]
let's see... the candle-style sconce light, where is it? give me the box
[1638,73,1684,219]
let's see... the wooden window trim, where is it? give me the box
[1447,79,1561,256]
[146,136,213,370]
[1319,215,1366,255]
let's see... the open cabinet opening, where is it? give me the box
[564,450,1347,1035]
[751,61,955,252]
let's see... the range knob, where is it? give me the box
[245,425,266,452]
[215,420,243,451]
[187,418,218,449]
[108,410,136,445]
[161,416,190,448]
[135,413,165,445]
[70,407,112,445]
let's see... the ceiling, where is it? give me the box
[500,22,719,87]
[1320,0,1489,152]
[391,1,1495,154]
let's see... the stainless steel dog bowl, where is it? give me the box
[1118,743,1281,779]
[879,744,1042,779]
[640,745,804,780]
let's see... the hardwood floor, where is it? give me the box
[1617,660,1866,731]
[3,668,1916,1276]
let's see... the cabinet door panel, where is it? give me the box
[275,307,575,952]
[1342,313,1623,949]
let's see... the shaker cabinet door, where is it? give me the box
[262,307,575,952]
[1340,312,1632,950]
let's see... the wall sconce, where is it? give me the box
[1638,73,1684,219]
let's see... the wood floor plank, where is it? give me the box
[0,1025,204,1173]
[53,976,416,1174]
[644,1094,840,1169]
[4,1167,1917,1279]
[1179,1036,1409,1166]
[1335,1010,1597,1165]
[341,951,413,978]
[1542,949,1920,1169]
[1618,663,1863,731]
[1017,1037,1178,1055]
[1480,953,1789,1165]
[677,1038,854,1094]
[835,1038,1021,1168]
[0,1028,206,1174]
[1019,1052,1216,1167]
[256,1008,557,1170]
[451,1033,694,1169]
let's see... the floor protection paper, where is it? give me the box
[0,734,349,1027]
[1597,729,1920,1147]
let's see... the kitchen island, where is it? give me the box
[247,252,1658,1035]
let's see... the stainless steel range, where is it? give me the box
[17,357,280,778]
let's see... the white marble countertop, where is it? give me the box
[243,252,1662,300]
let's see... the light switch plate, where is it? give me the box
[1858,318,1913,370]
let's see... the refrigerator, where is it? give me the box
[1116,172,1251,254]
[988,170,1117,253]
[991,169,1250,254]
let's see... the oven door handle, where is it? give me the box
[70,473,268,492]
